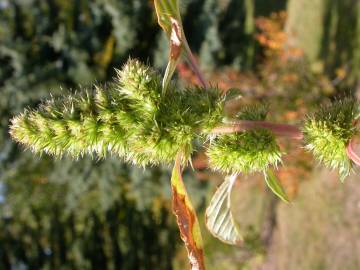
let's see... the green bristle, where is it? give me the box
[236,103,268,121]
[303,98,359,180]
[207,128,282,174]
[10,60,225,166]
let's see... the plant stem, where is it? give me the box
[346,137,360,166]
[183,41,209,89]
[211,120,304,140]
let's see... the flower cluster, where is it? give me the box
[10,60,224,166]
[207,104,282,174]
[207,129,282,174]
[303,98,359,180]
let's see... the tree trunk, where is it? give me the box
[285,0,327,63]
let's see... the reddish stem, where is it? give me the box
[183,42,209,89]
[346,137,360,167]
[211,120,304,140]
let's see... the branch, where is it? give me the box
[211,120,304,140]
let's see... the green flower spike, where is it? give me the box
[207,129,282,175]
[303,98,359,181]
[207,103,282,175]
[10,59,225,166]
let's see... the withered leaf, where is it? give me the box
[171,153,206,270]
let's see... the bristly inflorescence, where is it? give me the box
[10,59,360,178]
[207,103,282,174]
[303,98,359,180]
[10,59,225,166]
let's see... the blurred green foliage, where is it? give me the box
[0,157,179,269]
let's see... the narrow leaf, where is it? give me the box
[264,170,290,203]
[162,18,182,92]
[154,0,208,89]
[154,0,181,37]
[205,175,243,245]
[171,152,206,270]
[154,0,183,92]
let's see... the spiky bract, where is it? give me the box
[207,103,282,174]
[303,98,359,179]
[10,59,224,165]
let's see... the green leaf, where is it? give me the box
[162,18,182,92]
[171,152,206,270]
[205,175,243,245]
[154,0,208,90]
[154,0,184,93]
[264,170,290,203]
[154,0,181,37]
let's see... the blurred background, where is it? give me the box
[1,0,360,269]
